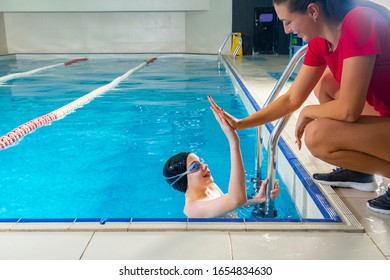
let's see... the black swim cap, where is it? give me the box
[162,152,190,193]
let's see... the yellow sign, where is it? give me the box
[231,33,243,56]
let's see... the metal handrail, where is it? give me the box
[218,33,242,58]
[264,114,292,217]
[252,44,308,217]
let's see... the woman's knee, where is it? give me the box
[304,119,333,157]
[304,121,320,151]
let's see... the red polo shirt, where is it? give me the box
[304,7,390,117]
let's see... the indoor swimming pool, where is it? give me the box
[0,54,340,224]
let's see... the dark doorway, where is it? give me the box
[253,8,278,54]
[232,0,289,55]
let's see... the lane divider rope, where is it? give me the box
[0,57,88,84]
[0,57,157,150]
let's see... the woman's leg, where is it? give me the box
[361,102,380,116]
[314,68,340,103]
[310,72,388,211]
[304,116,390,177]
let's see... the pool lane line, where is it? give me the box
[0,57,88,83]
[0,57,157,150]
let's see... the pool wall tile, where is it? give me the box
[0,218,20,223]
[18,218,76,223]
[105,218,131,223]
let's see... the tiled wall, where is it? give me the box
[1,0,232,54]
[0,0,210,12]
[4,12,186,53]
[186,0,232,54]
[0,13,7,54]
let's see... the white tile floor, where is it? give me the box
[0,54,389,260]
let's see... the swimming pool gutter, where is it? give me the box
[0,216,363,232]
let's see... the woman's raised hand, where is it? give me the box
[208,95,240,130]
[210,101,238,143]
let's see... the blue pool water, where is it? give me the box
[0,54,300,220]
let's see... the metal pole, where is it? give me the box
[218,33,242,58]
[264,114,291,217]
[255,45,308,217]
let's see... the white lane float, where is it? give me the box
[0,57,157,150]
[0,57,88,83]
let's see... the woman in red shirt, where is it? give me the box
[209,0,390,214]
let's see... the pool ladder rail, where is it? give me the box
[253,44,308,218]
[218,33,242,58]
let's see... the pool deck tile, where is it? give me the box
[69,222,127,232]
[129,221,188,231]
[230,231,386,260]
[81,232,232,260]
[13,222,73,231]
[0,232,92,260]
[0,223,16,231]
[187,221,246,231]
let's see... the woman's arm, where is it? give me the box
[300,55,376,121]
[208,64,326,130]
[295,55,376,147]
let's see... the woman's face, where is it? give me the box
[274,3,319,42]
[186,153,213,188]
